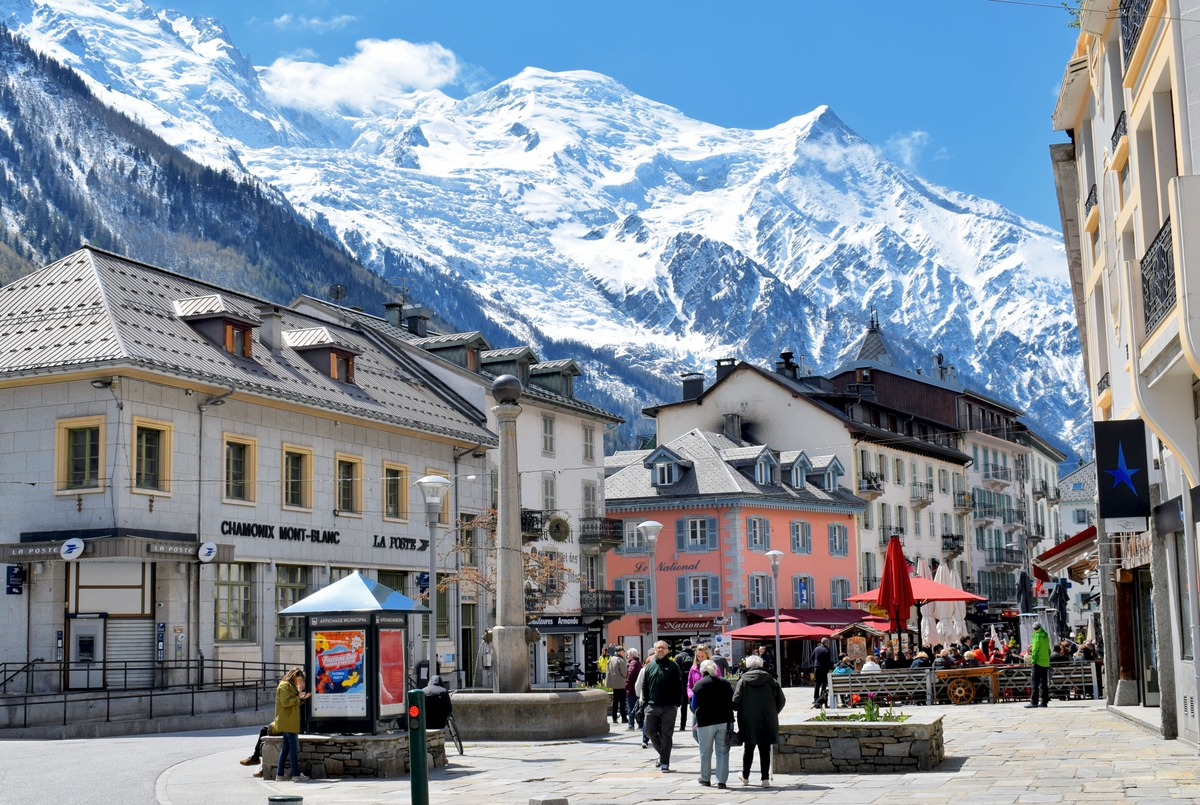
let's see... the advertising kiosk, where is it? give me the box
[279,571,428,735]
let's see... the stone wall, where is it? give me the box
[773,716,944,774]
[261,732,447,779]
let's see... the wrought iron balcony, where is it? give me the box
[1120,0,1151,66]
[910,482,934,507]
[1046,485,1061,503]
[879,527,905,546]
[1112,110,1128,151]
[953,491,974,511]
[1142,217,1175,334]
[942,534,965,555]
[581,589,626,616]
[985,547,1024,568]
[1097,371,1111,395]
[983,464,1012,483]
[1084,183,1098,216]
[1006,505,1028,526]
[858,472,884,498]
[974,504,1001,522]
[579,517,623,549]
[520,509,557,540]
[861,575,880,593]
[1031,523,1047,540]
[962,581,978,594]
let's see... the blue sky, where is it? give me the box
[158,0,1080,229]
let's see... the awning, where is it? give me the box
[747,609,868,628]
[1,533,233,564]
[725,621,832,641]
[1034,526,1098,582]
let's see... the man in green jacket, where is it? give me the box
[642,641,683,773]
[1026,623,1051,708]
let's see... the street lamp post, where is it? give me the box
[766,549,784,682]
[638,521,664,645]
[414,474,452,680]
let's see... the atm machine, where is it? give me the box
[68,614,105,689]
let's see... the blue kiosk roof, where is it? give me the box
[279,571,428,615]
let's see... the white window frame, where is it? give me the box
[626,577,647,609]
[690,575,710,608]
[623,520,646,552]
[747,517,767,551]
[687,518,708,549]
[655,462,675,486]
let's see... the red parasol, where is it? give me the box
[724,621,833,640]
[876,536,915,633]
[847,576,988,604]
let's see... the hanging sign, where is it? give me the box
[1093,420,1151,519]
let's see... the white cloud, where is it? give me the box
[261,38,461,113]
[884,130,930,169]
[272,14,356,33]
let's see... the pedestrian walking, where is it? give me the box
[686,644,718,728]
[625,648,642,732]
[272,667,310,782]
[674,641,694,731]
[713,646,730,676]
[732,654,785,788]
[691,659,733,789]
[812,636,833,707]
[643,640,684,772]
[1027,623,1051,708]
[607,647,629,723]
[598,646,610,678]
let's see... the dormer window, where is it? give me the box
[283,327,363,385]
[225,322,252,358]
[755,459,774,485]
[826,471,838,491]
[331,352,355,383]
[792,465,806,489]
[655,462,675,485]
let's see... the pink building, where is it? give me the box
[604,428,865,669]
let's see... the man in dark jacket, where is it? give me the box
[733,654,786,787]
[625,648,643,731]
[811,637,833,707]
[643,640,683,772]
[674,642,694,731]
[422,675,452,730]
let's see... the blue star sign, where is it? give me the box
[1105,442,1141,495]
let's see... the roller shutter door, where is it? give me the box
[106,618,155,688]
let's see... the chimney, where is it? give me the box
[722,413,743,444]
[383,301,404,328]
[402,304,433,337]
[257,304,283,352]
[681,372,705,401]
[774,349,798,379]
[715,357,736,382]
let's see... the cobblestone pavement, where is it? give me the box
[152,697,1200,805]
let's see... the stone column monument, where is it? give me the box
[490,375,530,693]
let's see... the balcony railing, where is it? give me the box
[962,581,977,594]
[858,472,884,495]
[983,464,1012,483]
[974,504,1001,521]
[520,509,557,539]
[1047,485,1061,503]
[910,482,934,505]
[953,491,974,510]
[1097,371,1111,395]
[1006,505,1028,526]
[1031,523,1047,540]
[985,547,1024,567]
[1084,183,1098,215]
[942,534,965,554]
[1120,0,1151,66]
[581,589,626,616]
[1142,217,1175,334]
[879,527,905,546]
[1112,110,1128,151]
[579,517,623,548]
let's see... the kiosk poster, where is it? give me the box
[312,630,367,718]
[846,636,868,661]
[378,629,406,717]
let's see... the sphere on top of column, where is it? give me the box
[492,374,523,404]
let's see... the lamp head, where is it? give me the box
[637,520,663,547]
[765,549,784,572]
[413,474,453,506]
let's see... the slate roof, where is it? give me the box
[0,248,496,446]
[851,321,895,365]
[1058,461,1096,503]
[605,428,866,511]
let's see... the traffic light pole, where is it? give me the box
[408,688,428,805]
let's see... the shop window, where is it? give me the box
[335,454,364,516]
[378,570,408,595]
[383,462,409,521]
[133,417,173,494]
[276,565,309,640]
[215,562,252,641]
[223,434,257,503]
[282,445,312,510]
[56,415,105,493]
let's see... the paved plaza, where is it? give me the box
[6,693,1200,804]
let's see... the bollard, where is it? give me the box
[409,688,428,805]
[267,797,303,804]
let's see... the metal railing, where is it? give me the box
[1031,523,1047,539]
[1047,485,1061,503]
[1120,0,1151,66]
[1096,371,1111,395]
[1084,184,1098,215]
[879,527,905,546]
[941,534,965,554]
[953,491,974,510]
[1033,479,1049,499]
[520,509,559,538]
[985,547,1024,567]
[974,504,1001,521]
[578,517,623,547]
[910,482,934,505]
[1112,110,1128,150]
[1142,217,1175,334]
[983,464,1012,483]
[858,473,884,494]
[0,658,289,730]
[861,575,880,593]
[580,590,626,615]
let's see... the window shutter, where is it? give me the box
[767,574,774,609]
[706,516,718,550]
[764,520,771,551]
[709,575,720,610]
[746,517,753,550]
[676,518,686,551]
[828,523,837,554]
[614,576,625,608]
[747,573,755,607]
[677,575,688,611]
[831,578,839,608]
[792,576,801,608]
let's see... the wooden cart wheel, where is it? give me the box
[947,678,976,705]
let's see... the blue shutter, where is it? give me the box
[706,516,718,550]
[677,575,688,611]
[614,576,626,609]
[828,523,836,554]
[709,574,720,610]
[830,578,839,608]
[764,519,771,551]
[676,518,686,551]
[746,517,753,550]
[767,574,774,608]
[792,576,800,608]
[789,521,798,553]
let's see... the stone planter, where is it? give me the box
[261,732,447,779]
[773,714,944,773]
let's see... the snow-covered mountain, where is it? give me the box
[0,0,1088,454]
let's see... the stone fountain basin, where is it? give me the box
[773,713,944,773]
[450,688,610,741]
